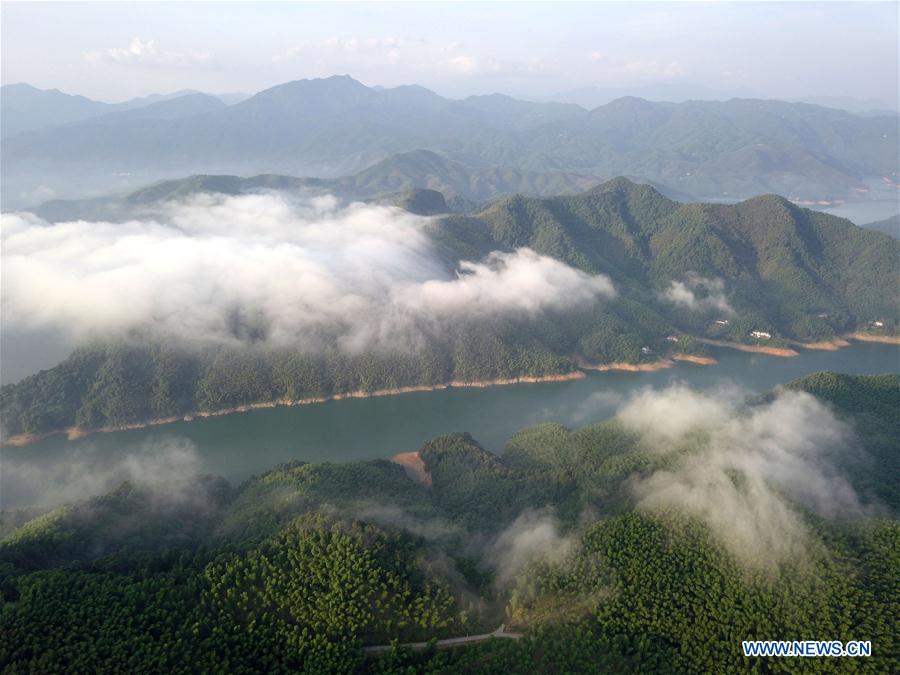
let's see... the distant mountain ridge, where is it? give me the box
[3,76,897,208]
[1,84,116,138]
[0,83,242,138]
[87,93,226,123]
[29,149,607,220]
[862,214,900,239]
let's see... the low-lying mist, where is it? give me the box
[0,438,209,511]
[489,509,575,586]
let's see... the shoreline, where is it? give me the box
[794,338,852,351]
[698,338,800,358]
[580,359,675,373]
[672,353,719,365]
[1,371,586,447]
[845,332,900,345]
[580,351,718,373]
[4,334,896,448]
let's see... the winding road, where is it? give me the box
[363,624,523,655]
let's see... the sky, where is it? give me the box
[1,2,898,106]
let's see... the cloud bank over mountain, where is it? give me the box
[1,193,615,353]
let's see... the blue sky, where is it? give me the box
[2,2,897,105]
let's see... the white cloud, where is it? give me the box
[272,37,510,80]
[620,60,684,79]
[1,193,615,353]
[19,185,56,204]
[273,36,404,64]
[617,383,734,446]
[662,273,735,316]
[566,390,626,426]
[617,385,864,570]
[490,509,575,586]
[1,438,206,509]
[399,248,615,319]
[585,51,685,81]
[83,37,214,67]
[446,55,481,74]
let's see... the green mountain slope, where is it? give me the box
[440,177,899,338]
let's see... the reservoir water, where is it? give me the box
[2,342,898,510]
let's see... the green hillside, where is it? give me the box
[449,179,899,339]
[2,374,897,672]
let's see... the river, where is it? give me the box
[2,342,898,510]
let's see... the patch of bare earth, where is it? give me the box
[392,451,432,488]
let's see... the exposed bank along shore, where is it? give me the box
[845,332,900,345]
[2,372,585,447]
[3,335,895,447]
[698,338,800,357]
[579,352,719,373]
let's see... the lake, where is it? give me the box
[2,341,898,510]
[818,200,898,227]
[813,177,899,226]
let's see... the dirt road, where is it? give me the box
[363,624,523,655]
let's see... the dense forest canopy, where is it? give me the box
[2,373,898,672]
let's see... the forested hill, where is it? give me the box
[2,178,898,439]
[438,177,900,337]
[2,373,897,672]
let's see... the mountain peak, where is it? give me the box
[281,74,367,90]
[1,82,97,103]
[602,96,658,110]
[384,188,448,215]
[736,193,797,211]
[355,149,458,183]
[593,176,641,189]
[586,176,666,199]
[244,75,373,109]
[1,82,41,93]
